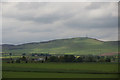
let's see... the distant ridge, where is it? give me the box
[2,37,104,45]
[2,37,119,56]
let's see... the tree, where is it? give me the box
[49,56,58,62]
[59,56,65,62]
[16,59,21,63]
[64,55,75,62]
[105,58,111,62]
[45,56,48,61]
[21,56,27,61]
[98,56,105,62]
[21,53,28,63]
[84,55,97,62]
[9,53,12,59]
[25,60,28,63]
[22,53,26,56]
[11,60,14,63]
[76,57,83,62]
[9,53,12,63]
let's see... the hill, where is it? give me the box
[2,37,119,56]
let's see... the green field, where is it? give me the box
[2,72,119,78]
[2,63,119,78]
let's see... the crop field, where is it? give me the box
[2,63,119,78]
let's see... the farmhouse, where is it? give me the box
[31,53,51,57]
[31,53,51,62]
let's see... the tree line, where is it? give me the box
[46,55,118,62]
[3,53,119,63]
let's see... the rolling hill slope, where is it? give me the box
[2,37,119,56]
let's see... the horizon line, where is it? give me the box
[1,37,119,46]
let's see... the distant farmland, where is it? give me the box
[2,37,119,56]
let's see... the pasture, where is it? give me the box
[2,63,119,78]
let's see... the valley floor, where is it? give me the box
[2,63,119,78]
[2,71,119,78]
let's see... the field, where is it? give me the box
[2,72,118,78]
[2,63,119,78]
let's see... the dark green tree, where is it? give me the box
[64,55,75,62]
[22,53,26,56]
[21,56,27,61]
[49,56,58,62]
[16,58,21,63]
[76,57,83,62]
[9,53,12,59]
[105,58,111,62]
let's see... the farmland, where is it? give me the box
[2,63,119,78]
[2,72,118,78]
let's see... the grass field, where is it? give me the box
[2,72,119,78]
[2,63,119,78]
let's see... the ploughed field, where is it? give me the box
[2,63,119,78]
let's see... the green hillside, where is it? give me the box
[2,37,119,56]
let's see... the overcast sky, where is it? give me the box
[2,2,118,44]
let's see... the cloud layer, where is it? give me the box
[2,2,118,44]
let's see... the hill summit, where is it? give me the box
[2,37,119,55]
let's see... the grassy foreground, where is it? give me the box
[2,72,119,78]
[2,63,119,78]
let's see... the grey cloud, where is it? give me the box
[2,2,118,44]
[86,2,109,10]
[64,15,117,30]
[3,6,74,24]
[17,14,62,24]
[16,2,48,10]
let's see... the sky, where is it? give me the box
[2,2,118,44]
